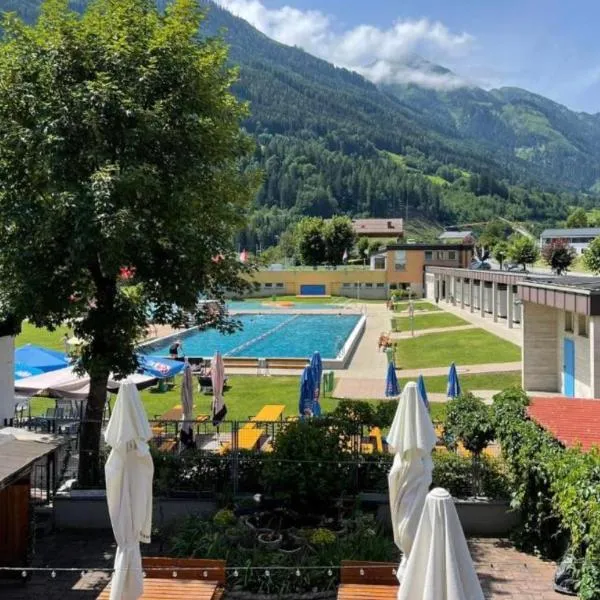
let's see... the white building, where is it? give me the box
[539,227,600,255]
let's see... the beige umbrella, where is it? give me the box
[387,381,436,584]
[180,361,194,446]
[398,488,485,600]
[104,380,154,600]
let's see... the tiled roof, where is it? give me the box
[527,397,600,451]
[439,230,473,239]
[352,219,403,234]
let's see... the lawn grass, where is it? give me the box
[396,328,520,369]
[392,313,468,332]
[394,301,441,313]
[420,371,521,393]
[16,321,71,351]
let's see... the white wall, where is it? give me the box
[0,335,15,424]
[522,303,559,392]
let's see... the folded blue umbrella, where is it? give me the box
[385,361,400,397]
[299,365,315,417]
[310,351,323,416]
[137,354,185,379]
[15,344,69,373]
[417,374,430,409]
[447,362,461,399]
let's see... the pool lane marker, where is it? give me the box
[224,314,301,357]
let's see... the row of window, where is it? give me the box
[341,283,385,288]
[261,283,285,288]
[565,311,588,338]
[424,250,457,261]
[543,237,596,245]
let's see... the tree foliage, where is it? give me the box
[0,0,256,485]
[493,241,510,270]
[295,217,326,266]
[541,239,576,275]
[445,393,494,457]
[583,237,600,274]
[566,207,589,228]
[324,216,356,264]
[508,236,539,268]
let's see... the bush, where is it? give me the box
[446,393,494,456]
[213,508,236,528]
[262,420,347,511]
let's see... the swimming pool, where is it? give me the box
[143,314,362,359]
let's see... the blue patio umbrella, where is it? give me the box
[417,374,430,410]
[385,361,400,398]
[137,354,185,379]
[299,365,316,417]
[447,362,462,399]
[14,363,44,380]
[15,344,69,373]
[310,351,323,416]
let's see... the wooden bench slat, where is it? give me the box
[337,584,398,600]
[142,557,226,584]
[97,579,218,599]
[340,561,398,585]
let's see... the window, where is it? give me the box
[578,314,588,337]
[376,283,385,288]
[264,283,273,288]
[448,251,456,260]
[342,283,352,288]
[355,282,361,288]
[365,283,373,288]
[565,311,574,333]
[373,257,386,270]
[424,250,433,260]
[389,283,398,290]
[394,250,407,271]
[276,283,284,288]
[436,251,444,260]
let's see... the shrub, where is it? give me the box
[445,393,494,456]
[309,528,336,546]
[213,509,236,528]
[262,419,347,511]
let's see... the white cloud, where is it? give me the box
[214,0,473,89]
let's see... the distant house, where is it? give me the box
[438,230,474,243]
[352,219,404,239]
[540,227,600,255]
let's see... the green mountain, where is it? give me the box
[1,0,598,247]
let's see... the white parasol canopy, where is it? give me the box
[104,380,154,600]
[398,488,485,600]
[180,360,194,431]
[387,381,437,584]
[211,351,227,425]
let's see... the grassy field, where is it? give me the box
[421,371,521,393]
[392,313,468,332]
[394,301,441,313]
[396,328,520,369]
[16,322,71,351]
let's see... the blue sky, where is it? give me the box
[216,0,600,113]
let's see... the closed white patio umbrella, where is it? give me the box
[104,380,154,600]
[398,488,485,600]
[387,381,436,584]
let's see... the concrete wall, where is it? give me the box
[590,316,600,397]
[0,335,15,425]
[522,303,559,392]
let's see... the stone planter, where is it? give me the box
[257,531,282,550]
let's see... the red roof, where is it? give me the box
[527,397,600,451]
[352,219,404,235]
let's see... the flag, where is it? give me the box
[342,249,348,264]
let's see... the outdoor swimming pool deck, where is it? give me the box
[141,308,366,369]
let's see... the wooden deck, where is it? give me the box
[337,561,398,600]
[96,578,218,599]
[337,584,397,599]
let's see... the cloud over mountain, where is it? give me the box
[214,0,472,89]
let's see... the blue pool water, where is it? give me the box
[145,314,361,359]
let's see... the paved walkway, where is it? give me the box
[391,324,475,339]
[0,532,560,600]
[436,300,523,347]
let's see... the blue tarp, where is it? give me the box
[15,344,69,373]
[299,366,316,416]
[385,361,400,397]
[137,354,185,379]
[14,363,44,380]
[417,374,430,409]
[447,362,462,399]
[309,351,323,416]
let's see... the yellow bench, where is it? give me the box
[221,427,265,452]
[251,404,286,423]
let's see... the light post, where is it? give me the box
[408,298,415,337]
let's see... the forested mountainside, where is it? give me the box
[2,1,599,248]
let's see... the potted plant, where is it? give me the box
[278,532,303,555]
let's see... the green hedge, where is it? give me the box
[493,388,600,599]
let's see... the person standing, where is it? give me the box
[169,340,182,359]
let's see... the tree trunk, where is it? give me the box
[77,369,110,488]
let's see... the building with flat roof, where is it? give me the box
[351,218,403,239]
[540,227,600,254]
[438,230,474,243]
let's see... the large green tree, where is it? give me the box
[296,217,326,266]
[541,239,576,275]
[583,237,600,274]
[323,216,355,265]
[566,207,588,228]
[508,236,539,270]
[0,0,256,485]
